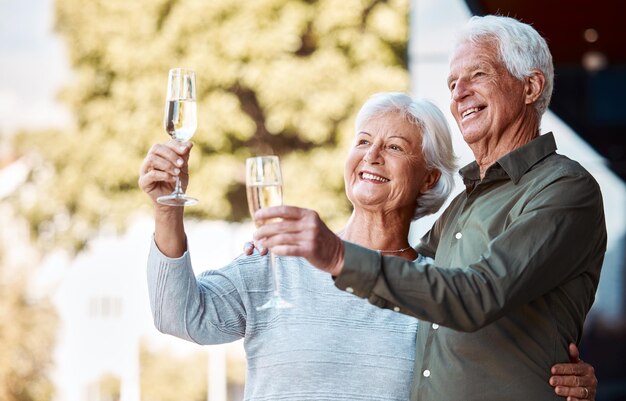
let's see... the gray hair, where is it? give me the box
[454,15,554,117]
[354,92,457,220]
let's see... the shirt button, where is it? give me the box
[432,323,439,330]
[346,287,354,293]
[423,369,431,378]
[455,232,462,239]
[393,306,400,312]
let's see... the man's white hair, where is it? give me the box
[454,15,554,117]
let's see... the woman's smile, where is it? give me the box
[360,171,390,183]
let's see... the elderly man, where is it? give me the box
[255,15,605,401]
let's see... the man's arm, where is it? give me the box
[256,173,605,332]
[335,174,605,331]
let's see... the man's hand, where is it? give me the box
[550,343,597,400]
[253,206,344,276]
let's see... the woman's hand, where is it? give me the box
[242,241,268,256]
[253,206,344,276]
[550,343,597,400]
[138,140,193,206]
[138,140,192,257]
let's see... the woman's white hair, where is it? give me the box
[354,92,457,220]
[454,15,554,117]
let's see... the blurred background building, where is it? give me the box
[1,0,624,400]
[44,217,249,401]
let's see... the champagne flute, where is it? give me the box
[157,68,198,206]
[246,156,294,310]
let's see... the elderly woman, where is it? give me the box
[139,92,595,401]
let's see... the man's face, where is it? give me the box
[447,40,528,148]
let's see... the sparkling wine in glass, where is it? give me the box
[157,68,198,206]
[246,156,294,310]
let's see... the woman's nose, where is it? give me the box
[364,144,383,164]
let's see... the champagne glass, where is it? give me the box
[157,68,198,206]
[246,156,294,310]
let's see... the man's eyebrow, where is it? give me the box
[357,131,372,136]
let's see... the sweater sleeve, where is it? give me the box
[147,236,247,345]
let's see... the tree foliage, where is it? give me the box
[0,249,58,401]
[95,374,121,401]
[11,0,410,249]
[139,342,207,401]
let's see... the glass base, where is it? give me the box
[256,295,294,310]
[156,193,198,207]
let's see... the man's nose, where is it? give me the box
[451,78,470,102]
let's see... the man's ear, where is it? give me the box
[525,70,545,105]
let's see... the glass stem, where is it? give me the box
[173,175,183,196]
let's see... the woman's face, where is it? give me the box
[344,111,437,215]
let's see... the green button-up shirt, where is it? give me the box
[335,133,606,400]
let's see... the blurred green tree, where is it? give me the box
[139,342,207,401]
[96,373,121,401]
[0,249,57,401]
[11,0,409,249]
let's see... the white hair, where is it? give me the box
[354,92,457,220]
[454,15,554,117]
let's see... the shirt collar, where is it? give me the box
[459,132,558,185]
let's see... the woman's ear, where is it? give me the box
[420,169,441,194]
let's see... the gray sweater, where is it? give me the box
[147,238,419,400]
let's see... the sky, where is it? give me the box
[0,0,71,137]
